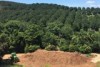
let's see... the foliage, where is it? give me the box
[59,44,69,51]
[24,45,40,53]
[79,45,92,53]
[0,1,100,59]
[69,44,78,52]
[58,38,69,51]
[45,44,57,51]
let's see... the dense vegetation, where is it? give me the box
[0,1,100,58]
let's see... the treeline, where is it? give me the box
[0,1,100,57]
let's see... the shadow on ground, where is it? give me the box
[0,59,22,67]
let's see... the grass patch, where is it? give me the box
[96,61,100,67]
[44,64,51,67]
[41,64,51,67]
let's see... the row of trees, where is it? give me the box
[0,1,100,58]
[0,20,100,56]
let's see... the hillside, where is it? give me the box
[0,1,100,56]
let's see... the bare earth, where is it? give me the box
[3,50,98,67]
[91,53,100,63]
[3,54,25,59]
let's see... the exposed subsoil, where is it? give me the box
[17,49,95,67]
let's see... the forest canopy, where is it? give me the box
[0,1,100,57]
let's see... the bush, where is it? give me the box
[59,45,69,51]
[79,44,92,53]
[45,44,57,51]
[24,45,40,53]
[69,44,78,52]
[9,46,15,53]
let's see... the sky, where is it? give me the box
[1,0,100,7]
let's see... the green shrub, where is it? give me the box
[69,44,78,52]
[9,46,15,52]
[59,45,69,51]
[79,44,92,53]
[24,45,29,53]
[24,45,40,53]
[45,44,57,51]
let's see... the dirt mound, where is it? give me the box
[18,50,95,67]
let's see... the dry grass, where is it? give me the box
[96,62,100,67]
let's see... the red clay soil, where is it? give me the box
[18,49,96,67]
